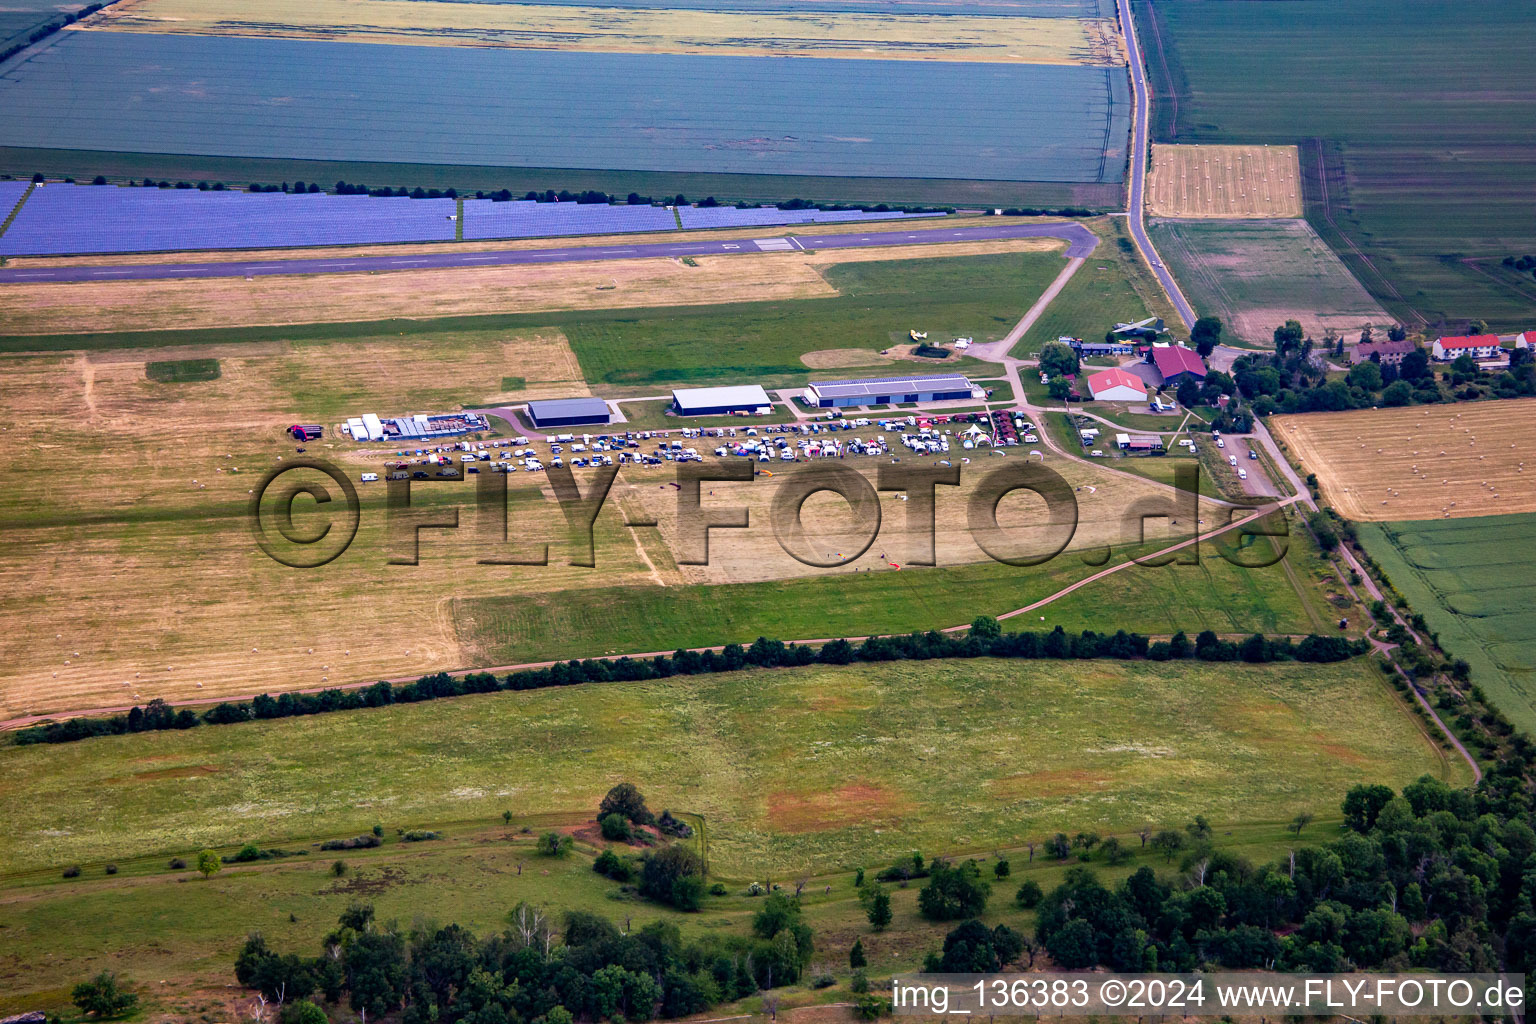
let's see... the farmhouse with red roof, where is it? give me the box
[1432,334,1501,361]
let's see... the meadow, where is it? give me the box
[1135,0,1536,329]
[1012,217,1183,356]
[0,815,1312,1018]
[0,31,1129,184]
[1357,513,1536,735]
[1271,401,1536,521]
[562,250,1056,389]
[1148,219,1390,343]
[0,658,1455,880]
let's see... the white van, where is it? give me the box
[360,472,379,483]
[1238,468,1249,480]
[1228,454,1238,466]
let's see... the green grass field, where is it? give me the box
[454,525,1330,667]
[561,252,1049,390]
[0,657,1453,880]
[1357,513,1536,733]
[1013,218,1181,357]
[1148,219,1389,344]
[1135,0,1536,329]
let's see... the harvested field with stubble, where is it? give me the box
[1146,144,1301,219]
[90,0,1123,65]
[1272,400,1536,521]
[0,237,1062,335]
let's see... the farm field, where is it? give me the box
[0,658,1456,881]
[1146,144,1301,219]
[1271,400,1536,521]
[0,31,1130,185]
[1012,217,1183,356]
[1148,218,1391,343]
[1135,0,1536,329]
[92,0,1123,65]
[1357,513,1536,735]
[0,237,1064,337]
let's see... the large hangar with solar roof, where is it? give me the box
[805,374,978,409]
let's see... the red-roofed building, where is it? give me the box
[1149,344,1207,384]
[1432,334,1501,361]
[1515,331,1536,351]
[1085,367,1148,402]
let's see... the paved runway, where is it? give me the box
[0,221,1099,284]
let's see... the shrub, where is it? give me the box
[537,831,574,857]
[400,830,442,842]
[320,834,381,851]
[331,860,348,877]
[600,813,633,842]
[169,857,187,870]
[850,971,871,994]
[1014,879,1043,908]
[656,809,694,838]
[63,864,81,878]
[104,863,118,875]
[594,848,634,882]
[811,973,837,989]
[72,971,138,1017]
[709,882,728,896]
[281,1000,328,1024]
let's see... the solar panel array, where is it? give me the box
[0,185,457,255]
[460,200,676,240]
[676,205,943,229]
[0,180,29,221]
[0,182,951,256]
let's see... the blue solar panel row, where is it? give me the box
[460,200,676,240]
[0,185,457,255]
[0,180,29,223]
[0,183,949,255]
[676,205,944,230]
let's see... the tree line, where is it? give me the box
[234,898,813,1024]
[1018,775,1536,984]
[14,623,1366,746]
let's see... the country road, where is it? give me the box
[1115,0,1197,329]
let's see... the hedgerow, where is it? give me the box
[15,624,1364,746]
